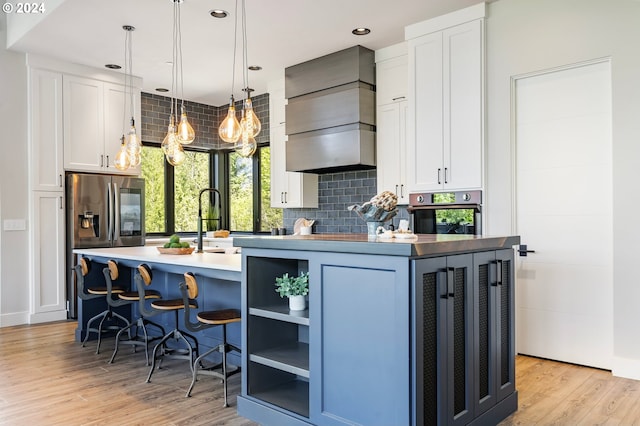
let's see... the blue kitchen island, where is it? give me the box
[235,233,520,426]
[72,246,242,365]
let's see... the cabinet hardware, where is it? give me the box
[284,192,288,204]
[106,155,110,168]
[517,244,535,257]
[59,174,63,188]
[437,168,441,184]
[100,155,104,168]
[446,266,455,298]
[280,192,284,203]
[438,269,448,299]
[395,184,399,196]
[59,196,63,210]
[444,167,448,184]
[392,96,406,101]
[400,184,404,198]
[490,260,503,286]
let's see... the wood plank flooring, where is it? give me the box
[1,320,640,425]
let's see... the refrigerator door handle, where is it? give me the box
[107,182,114,242]
[113,182,120,242]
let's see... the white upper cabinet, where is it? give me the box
[375,42,409,204]
[269,79,318,208]
[29,68,64,192]
[63,75,141,175]
[406,4,485,192]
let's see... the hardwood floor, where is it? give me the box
[0,320,256,425]
[1,320,640,425]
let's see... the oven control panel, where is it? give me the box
[409,190,482,207]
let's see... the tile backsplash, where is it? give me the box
[283,170,409,234]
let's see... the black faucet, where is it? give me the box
[197,188,221,253]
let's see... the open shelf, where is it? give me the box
[250,305,309,325]
[250,341,309,377]
[250,378,309,418]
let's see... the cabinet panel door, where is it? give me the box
[104,82,141,175]
[30,69,64,191]
[376,54,408,104]
[63,75,104,172]
[270,124,288,207]
[473,249,516,415]
[407,31,444,192]
[310,253,409,426]
[376,101,408,203]
[31,191,66,320]
[443,19,483,190]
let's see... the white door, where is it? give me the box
[514,60,613,369]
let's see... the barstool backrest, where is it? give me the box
[138,263,153,286]
[184,272,198,299]
[80,257,90,276]
[107,260,119,280]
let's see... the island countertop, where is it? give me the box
[73,246,241,281]
[233,233,521,257]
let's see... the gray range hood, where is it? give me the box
[285,46,376,174]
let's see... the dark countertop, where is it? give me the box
[234,233,521,257]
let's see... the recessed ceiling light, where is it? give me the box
[105,64,122,70]
[156,88,169,93]
[210,9,228,18]
[352,28,371,36]
[248,65,262,71]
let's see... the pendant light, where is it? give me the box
[217,0,261,157]
[114,135,131,171]
[236,0,261,157]
[162,0,190,166]
[173,0,195,145]
[218,0,242,143]
[114,25,140,171]
[123,25,142,166]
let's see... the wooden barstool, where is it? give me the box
[180,272,241,407]
[104,260,165,365]
[134,264,199,383]
[75,257,129,354]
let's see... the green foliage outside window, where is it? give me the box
[141,146,165,233]
[174,151,210,232]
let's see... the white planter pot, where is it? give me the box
[288,295,306,311]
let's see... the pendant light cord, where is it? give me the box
[177,0,185,110]
[170,0,177,118]
[230,0,238,97]
[241,0,249,94]
[128,28,134,123]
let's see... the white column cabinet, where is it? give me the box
[406,18,484,192]
[29,191,66,323]
[63,75,141,175]
[269,80,318,209]
[375,44,409,204]
[29,68,64,191]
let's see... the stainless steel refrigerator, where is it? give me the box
[65,172,145,318]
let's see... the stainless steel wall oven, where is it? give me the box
[408,190,482,235]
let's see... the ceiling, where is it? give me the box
[6,0,484,106]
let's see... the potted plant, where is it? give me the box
[275,271,309,311]
[205,205,219,237]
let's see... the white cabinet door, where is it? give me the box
[407,19,483,192]
[29,68,64,192]
[270,124,318,208]
[376,101,408,204]
[376,54,408,105]
[104,81,141,175]
[30,191,67,323]
[63,75,105,172]
[444,20,483,190]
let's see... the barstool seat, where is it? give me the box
[180,272,241,407]
[106,260,166,365]
[133,263,200,383]
[75,257,130,354]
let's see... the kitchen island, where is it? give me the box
[234,233,520,426]
[72,246,242,363]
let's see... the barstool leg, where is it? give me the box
[222,325,229,408]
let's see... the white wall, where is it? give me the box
[485,0,640,378]
[0,15,30,326]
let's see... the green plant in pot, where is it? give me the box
[275,271,309,311]
[205,205,219,235]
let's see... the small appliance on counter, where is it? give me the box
[65,172,145,318]
[407,190,482,235]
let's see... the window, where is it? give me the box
[228,146,282,233]
[143,143,280,235]
[141,145,209,235]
